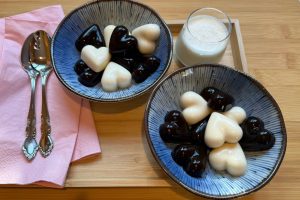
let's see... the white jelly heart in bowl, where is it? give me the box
[144,64,287,199]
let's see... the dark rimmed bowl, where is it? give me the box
[51,0,172,102]
[144,64,287,199]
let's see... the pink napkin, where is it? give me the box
[0,5,101,188]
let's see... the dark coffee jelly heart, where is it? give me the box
[183,153,207,178]
[159,122,190,143]
[171,144,197,166]
[190,117,209,145]
[241,116,265,135]
[75,24,105,51]
[165,110,188,128]
[111,57,137,73]
[109,26,138,57]
[201,87,234,112]
[208,93,234,112]
[240,116,275,151]
[143,56,160,74]
[201,87,218,101]
[74,60,89,75]
[132,64,148,83]
[240,129,275,151]
[132,56,160,83]
[78,68,103,87]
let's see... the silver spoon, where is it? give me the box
[20,33,39,160]
[29,30,54,157]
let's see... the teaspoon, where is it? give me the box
[20,33,39,160]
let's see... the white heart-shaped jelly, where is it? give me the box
[205,112,243,148]
[136,39,156,55]
[180,91,211,125]
[101,62,132,92]
[104,25,116,47]
[81,45,111,72]
[132,24,160,55]
[209,143,247,176]
[223,106,246,124]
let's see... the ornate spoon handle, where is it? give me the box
[39,70,53,157]
[22,75,39,160]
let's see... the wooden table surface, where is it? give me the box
[1,0,300,199]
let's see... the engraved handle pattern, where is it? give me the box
[39,70,53,157]
[22,76,39,160]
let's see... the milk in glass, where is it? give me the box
[175,15,230,66]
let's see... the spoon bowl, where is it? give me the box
[30,30,52,72]
[21,33,39,77]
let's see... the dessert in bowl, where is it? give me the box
[144,64,287,199]
[51,0,172,102]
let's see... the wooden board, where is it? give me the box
[1,0,300,199]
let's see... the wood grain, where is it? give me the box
[1,0,300,199]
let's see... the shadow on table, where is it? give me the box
[90,91,151,114]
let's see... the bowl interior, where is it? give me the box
[145,64,286,199]
[51,0,172,101]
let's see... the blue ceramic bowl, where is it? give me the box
[51,0,172,102]
[145,64,287,199]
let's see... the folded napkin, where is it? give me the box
[0,5,101,188]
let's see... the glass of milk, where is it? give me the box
[175,8,232,66]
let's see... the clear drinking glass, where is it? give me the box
[175,8,232,66]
